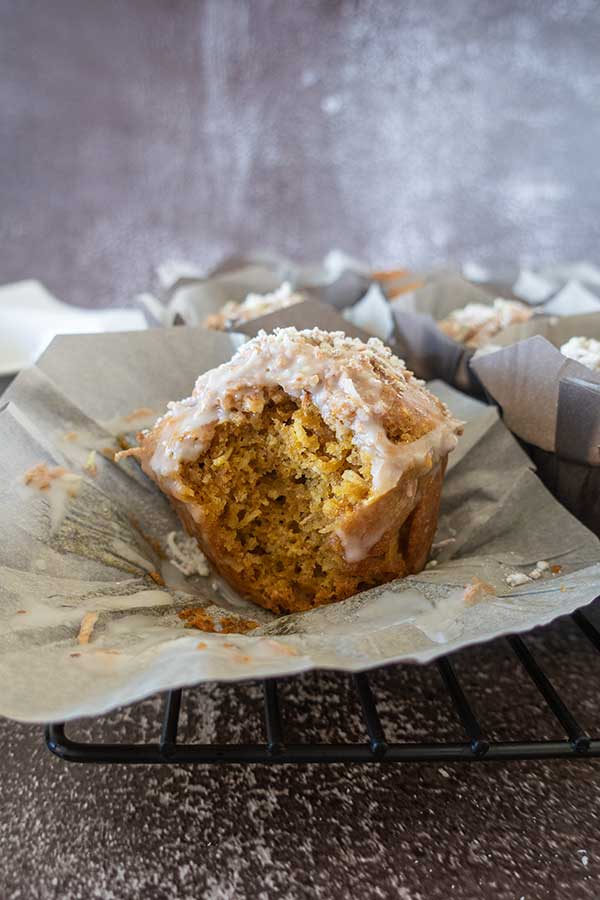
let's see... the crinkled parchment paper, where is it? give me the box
[389,267,600,393]
[152,255,600,398]
[1,315,599,723]
[471,318,600,537]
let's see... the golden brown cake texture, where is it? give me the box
[203,282,305,330]
[438,299,533,347]
[126,328,462,614]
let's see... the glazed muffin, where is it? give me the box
[123,328,462,614]
[560,336,600,372]
[438,299,533,347]
[203,282,305,330]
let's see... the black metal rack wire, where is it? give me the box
[45,604,600,766]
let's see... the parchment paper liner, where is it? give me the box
[0,313,599,723]
[155,255,371,326]
[390,274,533,396]
[471,317,600,536]
[152,257,600,394]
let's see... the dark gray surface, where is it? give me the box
[2,2,600,898]
[2,627,600,899]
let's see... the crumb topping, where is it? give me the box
[438,299,534,347]
[143,327,462,499]
[560,336,600,372]
[203,282,305,330]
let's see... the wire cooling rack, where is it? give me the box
[45,605,600,765]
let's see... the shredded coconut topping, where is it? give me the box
[505,572,531,587]
[166,531,209,577]
[439,299,534,347]
[134,328,462,563]
[506,562,551,587]
[147,327,462,500]
[204,282,305,329]
[560,336,600,372]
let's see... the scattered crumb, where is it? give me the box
[77,611,99,645]
[463,577,495,606]
[63,431,79,442]
[552,564,562,575]
[149,571,165,586]
[101,446,117,461]
[15,609,28,615]
[124,407,156,423]
[117,436,131,451]
[506,572,531,588]
[23,462,82,498]
[432,538,456,551]
[179,608,259,635]
[69,652,81,658]
[528,560,551,580]
[24,463,67,491]
[83,449,97,477]
[166,531,209,577]
[425,559,438,569]
[197,641,207,650]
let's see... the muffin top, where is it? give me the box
[133,327,463,497]
[203,282,305,330]
[560,336,600,372]
[438,298,533,346]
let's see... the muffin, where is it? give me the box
[203,282,305,330]
[123,328,462,614]
[560,336,600,372]
[438,299,533,347]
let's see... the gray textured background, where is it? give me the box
[2,0,600,308]
[2,2,600,898]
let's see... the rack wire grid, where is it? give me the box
[45,603,600,766]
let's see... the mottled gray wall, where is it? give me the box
[1,0,600,307]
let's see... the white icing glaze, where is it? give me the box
[213,282,304,327]
[441,298,534,346]
[142,328,462,562]
[337,477,418,563]
[560,336,600,372]
[446,302,498,329]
